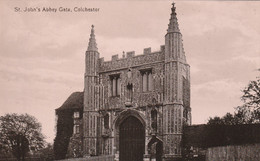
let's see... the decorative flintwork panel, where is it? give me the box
[98,63,164,111]
[99,51,164,72]
[132,52,164,66]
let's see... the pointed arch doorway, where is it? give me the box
[148,136,163,161]
[119,116,145,161]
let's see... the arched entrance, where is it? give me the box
[119,116,145,161]
[148,136,163,161]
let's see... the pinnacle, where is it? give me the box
[167,2,180,33]
[87,25,98,52]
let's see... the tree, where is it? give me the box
[0,113,45,161]
[207,111,253,125]
[32,143,54,161]
[207,116,224,125]
[207,113,238,125]
[240,78,260,123]
[241,78,260,109]
[208,77,260,125]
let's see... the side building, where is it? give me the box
[54,3,191,161]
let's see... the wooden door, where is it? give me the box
[119,116,145,161]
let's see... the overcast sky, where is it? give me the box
[0,0,259,143]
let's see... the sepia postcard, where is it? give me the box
[0,0,259,160]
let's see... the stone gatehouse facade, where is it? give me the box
[59,3,191,161]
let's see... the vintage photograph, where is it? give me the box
[0,0,260,161]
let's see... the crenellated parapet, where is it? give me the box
[143,47,151,55]
[99,46,165,73]
[126,51,135,58]
[112,54,119,61]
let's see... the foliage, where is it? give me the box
[241,78,260,109]
[0,113,45,161]
[53,110,74,160]
[208,113,233,125]
[32,143,54,161]
[66,136,84,158]
[207,111,253,125]
[240,78,260,123]
[208,77,260,125]
[0,144,13,159]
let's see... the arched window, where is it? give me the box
[126,83,133,103]
[140,69,153,92]
[110,74,121,96]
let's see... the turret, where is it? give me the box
[83,25,100,156]
[162,3,191,159]
[84,25,99,111]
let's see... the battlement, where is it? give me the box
[126,51,135,58]
[98,45,165,72]
[112,54,119,61]
[143,48,151,55]
[100,45,165,63]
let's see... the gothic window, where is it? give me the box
[141,69,153,92]
[151,109,157,131]
[126,83,133,102]
[110,75,121,96]
[74,111,80,118]
[104,113,109,129]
